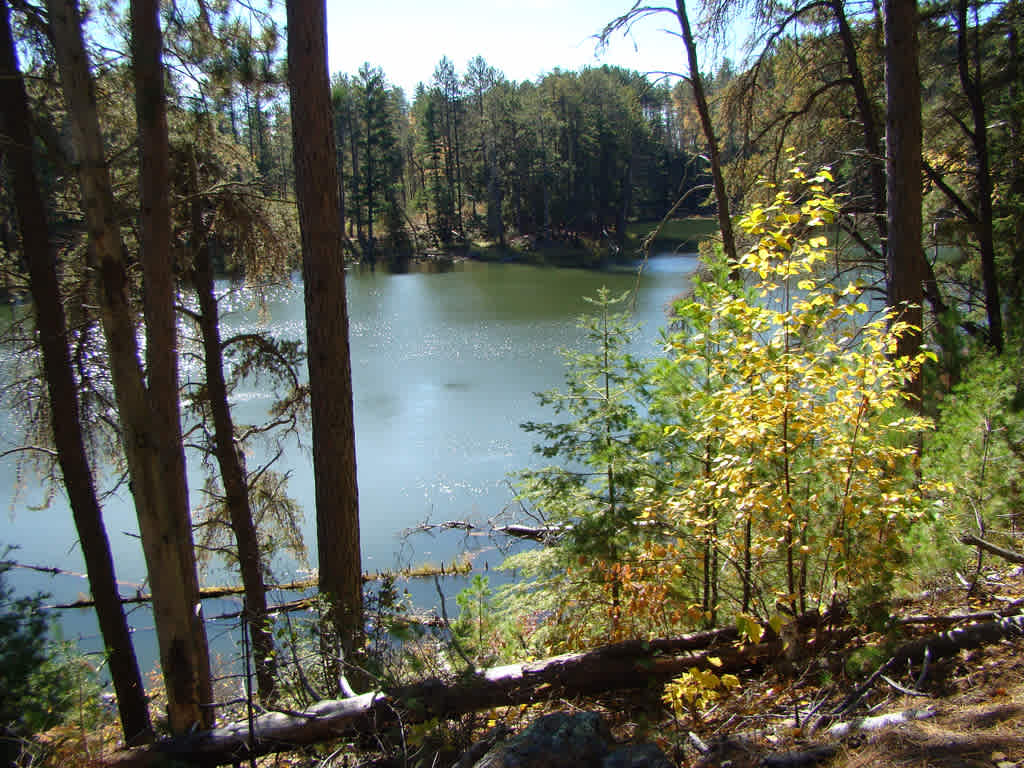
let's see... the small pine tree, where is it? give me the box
[509,287,656,647]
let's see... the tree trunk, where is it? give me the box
[675,0,739,269]
[188,156,277,703]
[47,0,213,732]
[832,0,887,251]
[884,0,925,397]
[955,0,1003,353]
[131,0,214,729]
[1008,0,1024,304]
[286,0,364,670]
[0,0,152,744]
[485,131,505,246]
[365,106,376,263]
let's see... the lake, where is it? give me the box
[0,254,698,678]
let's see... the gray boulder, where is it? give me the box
[470,711,672,768]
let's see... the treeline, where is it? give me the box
[328,59,716,262]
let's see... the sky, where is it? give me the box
[323,0,740,96]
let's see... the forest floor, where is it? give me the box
[53,565,1024,767]
[594,566,1024,768]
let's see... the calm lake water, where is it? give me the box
[0,254,697,676]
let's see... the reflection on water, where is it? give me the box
[0,254,697,673]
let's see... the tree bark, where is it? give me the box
[47,0,213,732]
[188,154,277,703]
[832,0,888,251]
[675,0,739,269]
[0,0,152,744]
[884,0,925,397]
[955,0,1003,352]
[131,0,214,730]
[286,0,364,666]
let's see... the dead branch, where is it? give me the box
[897,597,1024,626]
[831,612,1024,716]
[827,706,937,736]
[959,532,1024,565]
[52,558,475,610]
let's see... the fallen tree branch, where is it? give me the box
[879,674,931,698]
[897,597,1024,626]
[827,706,936,737]
[831,612,1024,717]
[958,532,1024,565]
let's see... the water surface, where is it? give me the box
[0,254,697,672]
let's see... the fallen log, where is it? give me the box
[103,612,1024,767]
[958,532,1024,565]
[493,523,565,541]
[102,624,773,767]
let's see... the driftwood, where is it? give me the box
[52,559,473,611]
[959,532,1024,565]
[405,518,566,542]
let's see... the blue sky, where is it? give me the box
[324,0,740,95]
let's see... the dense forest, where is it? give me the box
[0,0,1023,765]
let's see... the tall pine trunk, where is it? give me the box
[0,0,152,743]
[884,0,925,398]
[955,0,1003,352]
[286,0,364,679]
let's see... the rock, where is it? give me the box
[601,743,675,768]
[470,712,674,768]
[472,711,611,768]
